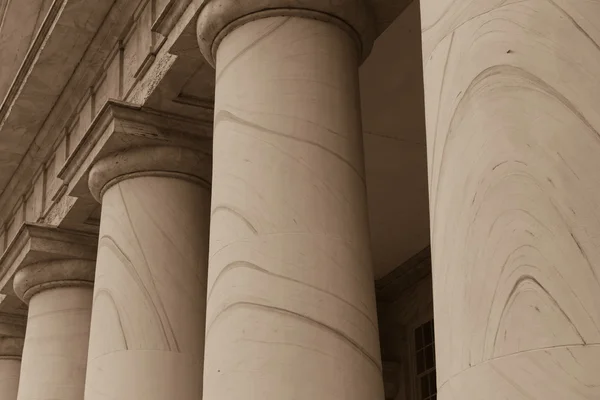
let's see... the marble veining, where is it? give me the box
[85,174,210,400]
[202,15,384,400]
[421,0,600,397]
[16,287,92,400]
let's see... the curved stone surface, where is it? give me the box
[88,146,212,202]
[421,0,600,397]
[85,173,211,400]
[202,15,383,400]
[196,0,376,65]
[438,345,600,399]
[13,260,95,304]
[0,357,20,400]
[16,286,93,400]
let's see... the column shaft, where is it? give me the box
[14,260,94,400]
[0,357,20,399]
[421,0,600,398]
[84,150,211,399]
[17,287,92,400]
[203,15,383,400]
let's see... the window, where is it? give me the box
[414,319,436,400]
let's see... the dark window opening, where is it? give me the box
[414,320,436,400]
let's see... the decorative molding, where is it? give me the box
[151,0,193,37]
[0,0,145,235]
[0,223,98,298]
[195,0,376,66]
[375,246,431,304]
[14,259,95,304]
[172,93,214,110]
[58,100,212,198]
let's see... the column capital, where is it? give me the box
[58,100,212,204]
[13,260,95,304]
[196,0,376,66]
[0,223,98,300]
[88,145,211,202]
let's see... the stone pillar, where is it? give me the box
[13,260,94,400]
[196,2,384,399]
[84,146,211,400]
[0,336,23,399]
[421,1,600,398]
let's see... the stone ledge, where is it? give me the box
[58,100,213,201]
[0,223,98,298]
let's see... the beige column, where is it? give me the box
[421,1,600,398]
[196,2,384,399]
[0,334,24,399]
[84,146,211,400]
[13,260,94,400]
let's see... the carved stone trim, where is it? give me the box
[0,223,98,298]
[58,100,212,201]
[0,0,145,232]
[89,146,212,201]
[195,0,376,66]
[13,259,95,304]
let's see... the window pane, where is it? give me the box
[415,325,424,349]
[429,371,436,394]
[417,349,425,373]
[421,375,430,397]
[425,345,435,370]
[424,321,433,344]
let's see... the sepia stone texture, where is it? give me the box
[421,0,600,398]
[197,2,385,399]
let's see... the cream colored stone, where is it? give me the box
[84,146,211,400]
[0,356,20,400]
[0,322,24,400]
[197,4,384,399]
[421,0,600,397]
[14,260,94,400]
[195,0,376,66]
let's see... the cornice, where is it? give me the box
[152,0,194,37]
[58,100,212,201]
[0,0,65,121]
[0,0,145,230]
[0,223,98,298]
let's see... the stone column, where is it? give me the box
[13,260,94,400]
[0,336,23,399]
[196,2,384,399]
[84,146,211,400]
[421,1,600,398]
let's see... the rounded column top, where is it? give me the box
[88,146,212,202]
[196,0,376,66]
[13,259,95,304]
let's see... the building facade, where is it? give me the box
[0,0,598,399]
